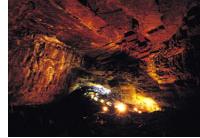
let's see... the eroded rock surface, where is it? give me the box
[9,35,82,105]
[9,0,200,106]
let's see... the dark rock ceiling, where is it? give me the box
[9,0,200,107]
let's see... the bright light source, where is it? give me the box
[133,107,138,112]
[138,110,142,114]
[135,96,161,112]
[87,83,111,95]
[100,99,105,103]
[94,97,98,101]
[90,94,94,99]
[106,101,112,106]
[119,84,161,113]
[102,106,109,112]
[114,102,127,113]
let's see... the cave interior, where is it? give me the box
[8,0,200,136]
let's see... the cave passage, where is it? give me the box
[8,0,200,136]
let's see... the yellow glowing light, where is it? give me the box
[100,99,105,103]
[138,110,142,114]
[133,107,138,112]
[102,106,109,112]
[94,97,98,101]
[106,101,112,106]
[120,84,161,113]
[90,94,95,99]
[114,102,127,113]
[134,95,161,112]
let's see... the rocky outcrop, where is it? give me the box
[8,0,200,107]
[9,35,82,105]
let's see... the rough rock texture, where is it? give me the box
[9,35,82,105]
[9,0,200,106]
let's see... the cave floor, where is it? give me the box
[9,91,200,137]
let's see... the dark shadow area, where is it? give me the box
[9,87,200,137]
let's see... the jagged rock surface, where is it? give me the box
[9,0,200,106]
[9,35,82,105]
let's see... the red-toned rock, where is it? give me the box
[8,0,200,106]
[9,35,82,105]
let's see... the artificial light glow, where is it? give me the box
[94,97,98,101]
[100,99,105,103]
[90,94,95,99]
[134,95,161,112]
[133,107,138,112]
[70,82,111,95]
[102,106,109,112]
[134,107,142,114]
[146,59,176,84]
[87,83,111,95]
[114,102,127,113]
[120,84,161,113]
[106,101,112,106]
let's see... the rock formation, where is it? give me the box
[9,0,200,107]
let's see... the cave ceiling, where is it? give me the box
[9,0,200,107]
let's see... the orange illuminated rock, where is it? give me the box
[9,35,82,105]
[8,0,200,106]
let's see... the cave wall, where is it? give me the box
[9,35,82,105]
[9,0,200,106]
